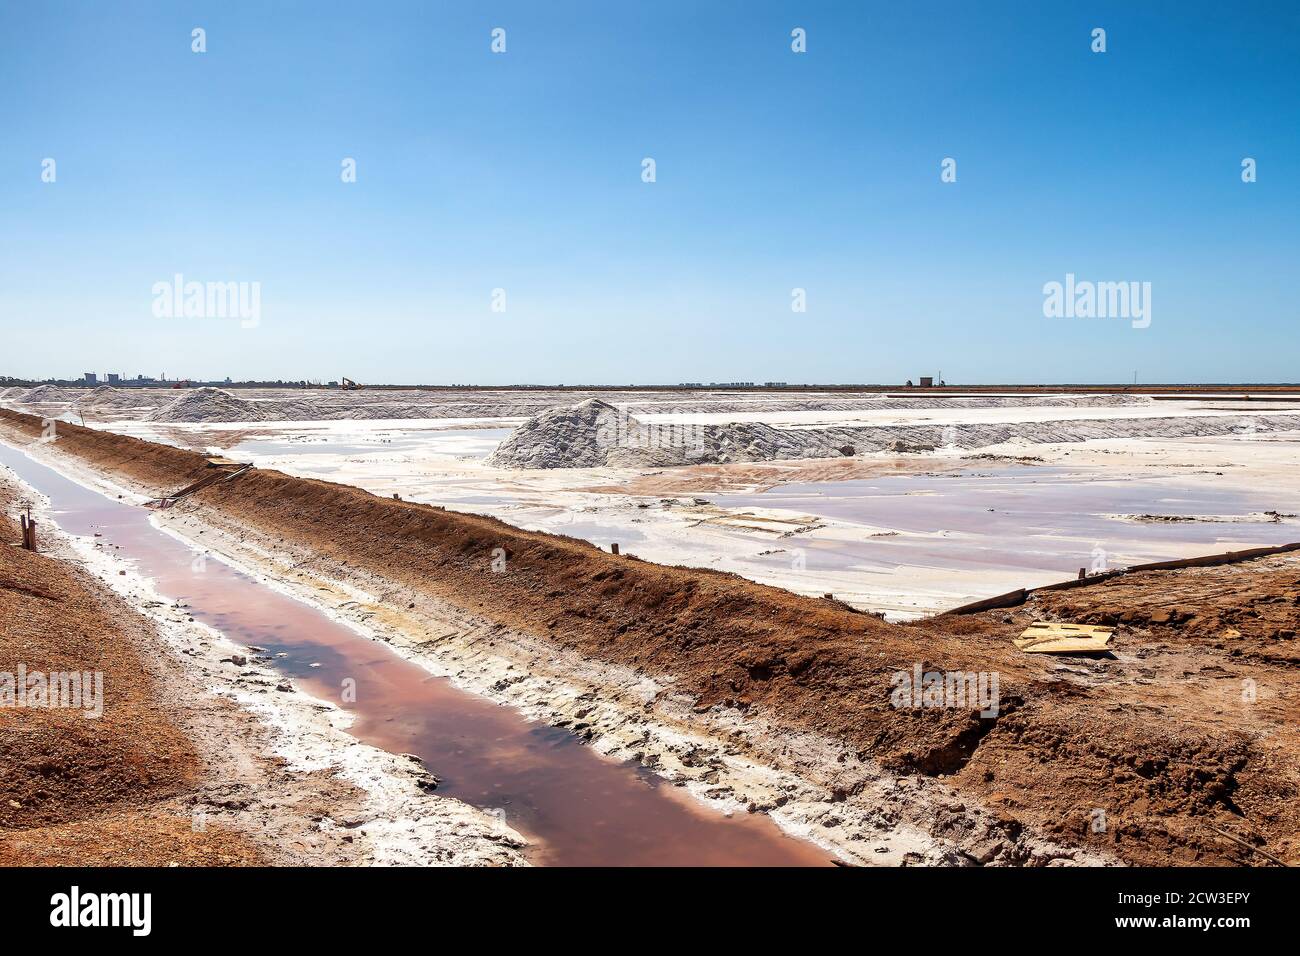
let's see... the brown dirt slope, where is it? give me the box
[0,471,261,865]
[3,408,1296,866]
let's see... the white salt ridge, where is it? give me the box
[489,400,1300,469]
[147,387,269,422]
[13,384,81,404]
[11,386,1155,424]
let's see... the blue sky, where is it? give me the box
[1,1,1296,385]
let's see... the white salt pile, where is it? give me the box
[147,387,270,423]
[488,399,629,468]
[14,384,80,404]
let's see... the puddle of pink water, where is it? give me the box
[0,444,831,867]
[717,467,1300,577]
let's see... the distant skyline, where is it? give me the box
[2,1,1297,384]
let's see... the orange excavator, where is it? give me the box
[341,377,362,390]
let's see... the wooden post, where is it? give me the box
[610,542,620,555]
[1078,567,1086,580]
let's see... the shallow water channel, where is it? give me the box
[0,443,831,866]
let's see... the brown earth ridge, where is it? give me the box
[1,408,1296,866]
[0,477,263,865]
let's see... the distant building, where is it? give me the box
[919,376,934,387]
[106,373,121,384]
[83,372,97,384]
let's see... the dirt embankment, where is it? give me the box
[0,481,262,865]
[3,408,1297,866]
[1,428,527,867]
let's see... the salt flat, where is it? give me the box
[9,386,1300,618]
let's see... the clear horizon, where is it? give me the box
[2,1,1297,384]
[7,377,1300,388]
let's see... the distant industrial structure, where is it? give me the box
[675,381,758,388]
[677,381,787,388]
[52,373,238,388]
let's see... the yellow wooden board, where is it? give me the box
[1015,621,1114,654]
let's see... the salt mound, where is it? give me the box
[488,399,626,468]
[488,398,714,468]
[490,396,871,469]
[488,400,867,469]
[147,387,268,423]
[16,384,80,404]
[77,385,123,406]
